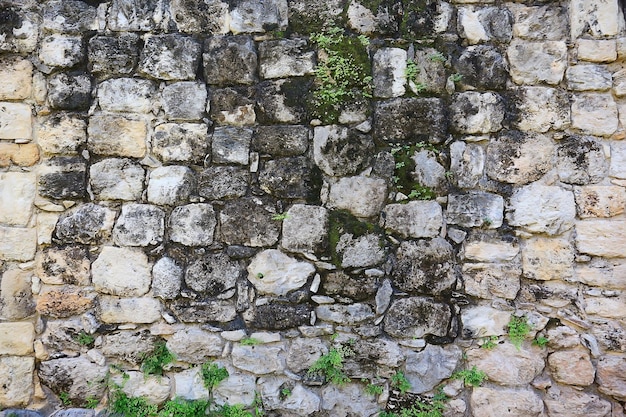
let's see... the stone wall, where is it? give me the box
[0,0,625,416]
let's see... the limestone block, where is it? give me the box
[571,0,619,37]
[577,39,617,63]
[169,203,216,246]
[47,73,92,111]
[259,39,315,79]
[185,252,240,295]
[252,125,309,157]
[313,125,373,177]
[557,136,608,185]
[98,296,162,324]
[614,69,626,97]
[522,238,574,281]
[566,65,612,91]
[585,296,626,319]
[171,299,237,323]
[0,356,34,407]
[408,47,447,94]
[111,371,170,405]
[336,233,385,268]
[37,113,86,155]
[544,386,611,417]
[315,303,375,324]
[548,349,595,386]
[167,329,224,364]
[597,355,626,401]
[486,131,553,184]
[220,197,280,247]
[509,3,567,40]
[464,235,519,262]
[92,246,152,296]
[97,78,156,113]
[0,322,34,355]
[0,172,35,226]
[88,34,139,77]
[383,201,442,239]
[161,82,207,120]
[0,227,36,261]
[373,97,447,144]
[287,338,327,373]
[214,372,257,406]
[510,87,569,132]
[36,212,64,244]
[101,330,157,364]
[321,383,378,416]
[471,387,543,417]
[54,203,116,244]
[0,57,32,99]
[281,204,329,254]
[198,166,249,200]
[467,343,544,386]
[43,0,98,33]
[89,158,145,201]
[211,126,252,165]
[384,297,452,338]
[463,263,521,300]
[461,305,511,337]
[203,36,258,86]
[36,286,95,318]
[87,114,147,157]
[249,303,312,330]
[152,123,208,164]
[39,35,84,70]
[35,246,91,285]
[405,344,462,393]
[259,156,320,199]
[113,204,165,247]
[232,345,283,374]
[455,45,507,90]
[372,48,406,98]
[152,257,183,300]
[574,262,626,289]
[610,141,626,179]
[323,270,378,301]
[147,166,196,206]
[38,156,87,200]
[507,40,567,85]
[0,102,31,140]
[571,93,618,136]
[446,192,504,228]
[247,249,315,296]
[170,0,229,34]
[457,6,512,45]
[451,92,504,134]
[256,79,310,124]
[39,357,108,402]
[327,176,387,218]
[0,143,39,167]
[507,183,575,235]
[574,186,625,218]
[209,87,256,126]
[411,150,446,190]
[139,34,202,81]
[0,8,39,54]
[108,0,163,31]
[0,269,35,320]
[173,367,210,400]
[576,220,626,257]
[230,0,287,33]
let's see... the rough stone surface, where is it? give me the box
[567,65,612,91]
[373,48,406,98]
[576,220,626,258]
[204,36,257,86]
[153,123,209,164]
[0,357,35,407]
[544,385,612,417]
[457,6,512,44]
[509,3,568,40]
[97,78,155,113]
[98,296,162,324]
[451,92,505,134]
[327,176,387,218]
[39,156,88,200]
[92,246,151,297]
[467,343,544,386]
[405,344,462,393]
[166,329,224,364]
[461,306,511,338]
[486,131,553,184]
[37,113,86,155]
[35,246,90,286]
[511,87,570,133]
[336,233,385,268]
[253,125,309,156]
[101,330,157,364]
[39,357,108,402]
[152,257,183,300]
[574,186,625,218]
[0,227,37,261]
[374,98,447,144]
[471,387,544,417]
[384,297,452,338]
[220,197,281,247]
[87,114,147,158]
[198,166,249,200]
[259,39,315,79]
[54,204,116,245]
[113,204,165,247]
[507,40,567,85]
[446,192,504,229]
[170,0,229,34]
[450,141,484,189]
[139,34,201,81]
[0,322,34,355]
[161,82,207,120]
[185,252,240,295]
[211,126,252,165]
[232,344,283,374]
[36,286,94,318]
[321,383,379,416]
[507,184,576,235]
[281,205,328,254]
[463,262,521,300]
[571,93,618,137]
[0,103,32,140]
[247,249,315,296]
[259,156,319,200]
[557,136,608,185]
[0,172,36,227]
[89,158,145,201]
[522,238,574,281]
[383,201,442,239]
[169,204,216,246]
[548,349,595,386]
[313,125,373,177]
[147,166,196,206]
[111,372,171,405]
[39,35,84,70]
[47,73,92,111]
[88,34,139,77]
[597,355,626,401]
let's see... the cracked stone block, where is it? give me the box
[97,78,156,113]
[198,166,249,200]
[108,0,164,31]
[39,35,84,71]
[374,97,447,144]
[139,34,202,81]
[88,114,147,157]
[170,0,229,34]
[88,34,140,77]
[455,45,507,90]
[185,252,240,295]
[0,56,32,100]
[113,204,165,247]
[446,192,504,229]
[510,87,570,133]
[220,197,280,247]
[203,36,258,86]
[508,40,567,85]
[92,246,151,296]
[211,126,252,165]
[47,73,92,111]
[230,0,288,33]
[90,158,145,201]
[169,203,216,246]
[556,136,608,185]
[451,92,504,134]
[152,257,183,300]
[152,123,208,164]
[259,39,315,79]
[162,82,207,120]
[457,6,512,44]
[54,203,116,244]
[39,156,87,200]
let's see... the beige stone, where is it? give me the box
[0,356,34,407]
[574,263,626,290]
[0,269,35,320]
[466,342,544,386]
[597,355,626,401]
[37,212,60,245]
[575,186,625,218]
[464,239,519,263]
[571,93,618,137]
[36,246,91,285]
[461,306,511,337]
[0,143,39,167]
[570,0,620,38]
[576,220,626,257]
[610,141,626,179]
[522,238,574,281]
[0,172,36,226]
[327,176,387,218]
[0,226,37,261]
[614,69,626,97]
[36,286,95,318]
[87,114,147,157]
[578,39,617,63]
[585,296,626,319]
[0,322,34,355]
[98,296,162,324]
[471,387,543,417]
[463,262,521,300]
[111,371,171,405]
[92,246,152,297]
[507,40,567,85]
[545,385,611,417]
[0,102,32,140]
[548,349,595,386]
[0,57,32,100]
[514,87,569,132]
[37,114,87,155]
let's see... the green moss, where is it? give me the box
[400,0,434,40]
[328,210,380,265]
[390,144,438,201]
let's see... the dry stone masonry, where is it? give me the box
[0,0,625,416]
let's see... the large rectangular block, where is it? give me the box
[0,102,32,140]
[0,226,37,261]
[576,220,626,257]
[0,172,36,226]
[0,322,34,355]
[0,57,32,100]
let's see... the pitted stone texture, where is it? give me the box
[247,249,315,296]
[171,299,237,323]
[313,125,373,177]
[153,123,208,164]
[408,48,447,94]
[464,233,520,263]
[384,297,452,338]
[162,82,207,120]
[232,344,283,374]
[392,238,458,295]
[0,269,35,320]
[43,0,98,33]
[89,158,145,201]
[88,114,147,157]
[0,172,35,226]
[97,78,156,113]
[230,0,288,33]
[611,141,626,179]
[259,156,319,200]
[36,246,90,286]
[0,7,38,54]
[507,184,575,235]
[220,197,280,247]
[185,252,240,295]
[169,203,216,246]
[111,371,171,405]
[548,349,595,386]
[250,303,312,330]
[39,156,87,200]
[544,385,611,417]
[383,201,442,239]
[39,35,84,70]
[411,150,446,191]
[457,6,512,44]
[586,296,626,319]
[287,338,327,373]
[574,186,626,218]
[372,48,406,98]
[336,233,385,268]
[92,246,151,296]
[39,357,108,403]
[108,0,163,31]
[147,166,196,206]
[570,0,619,38]
[99,296,162,324]
[214,372,256,406]
[55,204,116,244]
[170,0,229,33]
[113,204,165,247]
[48,73,92,111]
[576,220,626,258]
[374,98,447,144]
[566,65,612,91]
[454,45,507,91]
[0,356,34,407]
[471,387,543,417]
[451,92,504,134]
[597,355,626,401]
[321,383,379,417]
[461,306,510,337]
[37,113,86,155]
[211,126,252,165]
[281,205,328,255]
[0,56,32,100]
[405,344,462,393]
[252,126,308,157]
[463,262,521,300]
[446,192,504,229]
[36,286,95,318]
[511,87,570,132]
[101,330,157,364]
[316,303,375,324]
[209,87,256,126]
[327,176,387,218]
[579,40,617,64]
[172,367,210,400]
[522,238,574,281]
[139,35,202,81]
[0,103,32,140]
[259,39,315,79]
[571,93,618,137]
[557,136,608,185]
[88,34,139,77]
[204,36,257,86]
[0,143,39,168]
[323,271,377,301]
[450,141,484,189]
[152,257,183,300]
[198,166,248,201]
[0,227,37,261]
[167,329,224,364]
[508,40,567,85]
[467,343,544,386]
[509,3,568,40]
[256,79,310,124]
[0,322,34,355]
[485,131,553,185]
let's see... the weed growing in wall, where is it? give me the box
[390,371,411,394]
[452,366,487,387]
[381,389,448,417]
[307,345,353,385]
[391,144,438,201]
[507,315,531,350]
[141,341,175,376]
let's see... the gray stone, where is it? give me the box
[409,47,447,94]
[485,131,554,185]
[152,123,208,164]
[321,383,379,417]
[185,252,240,295]
[374,98,447,144]
[36,246,90,286]
[450,141,484,189]
[55,203,116,244]
[451,92,504,134]
[39,357,108,403]
[152,257,183,300]
[507,184,575,235]
[211,126,252,165]
[172,367,210,400]
[170,299,237,323]
[169,0,229,34]
[0,357,34,408]
[259,39,315,79]
[259,378,321,416]
[611,141,626,179]
[0,269,35,320]
[0,7,38,54]
[203,36,257,86]
[88,34,139,77]
[322,270,378,301]
[557,136,608,185]
[1,411,43,417]
[101,330,157,364]
[89,158,145,201]
[247,249,315,296]
[392,238,458,295]
[574,185,626,218]
[213,372,256,406]
[570,0,619,38]
[48,73,92,111]
[139,34,202,81]
[373,48,406,98]
[198,166,249,200]
[567,65,612,91]
[220,197,281,247]
[405,344,462,393]
[509,3,568,40]
[336,233,385,268]
[571,93,618,137]
[97,78,156,113]
[457,6,512,44]
[110,372,170,406]
[230,0,288,33]
[43,0,98,33]
[281,204,329,255]
[471,387,543,417]
[463,263,521,300]
[548,349,595,386]
[411,150,446,191]
[113,204,165,247]
[383,201,442,239]
[384,297,452,338]
[250,303,312,330]
[315,303,375,324]
[209,87,256,126]
[232,344,283,374]
[166,328,224,363]
[87,114,147,158]
[39,156,87,200]
[376,279,393,314]
[39,35,84,71]
[162,82,207,120]
[544,385,612,417]
[327,176,387,218]
[147,166,196,206]
[259,156,319,199]
[98,296,162,324]
[446,192,504,229]
[108,0,163,31]
[253,125,309,156]
[467,343,544,386]
[511,87,570,133]
[92,246,151,297]
[313,125,373,177]
[508,40,567,85]
[169,203,216,246]
[287,338,328,373]
[454,45,507,90]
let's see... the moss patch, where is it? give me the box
[328,210,381,265]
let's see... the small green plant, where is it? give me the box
[532,336,549,347]
[75,331,95,347]
[508,315,531,349]
[411,82,427,93]
[429,52,446,62]
[405,60,419,82]
[452,366,487,387]
[201,362,229,392]
[481,336,499,350]
[307,346,351,385]
[252,391,265,416]
[85,396,99,409]
[210,404,253,417]
[240,337,261,346]
[59,391,71,406]
[271,213,289,221]
[110,390,158,417]
[256,272,264,279]
[482,217,493,227]
[381,389,448,417]
[141,341,175,376]
[390,143,439,202]
[279,387,292,399]
[450,73,463,83]
[160,397,209,417]
[407,184,436,201]
[364,382,383,396]
[390,371,411,394]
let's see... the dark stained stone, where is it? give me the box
[39,156,87,200]
[258,156,321,200]
[249,303,312,329]
[374,98,447,144]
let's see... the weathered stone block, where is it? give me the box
[167,329,224,364]
[0,143,39,168]
[211,126,252,165]
[111,371,171,405]
[0,227,36,261]
[0,172,35,226]
[90,158,145,201]
[230,0,288,33]
[250,303,312,330]
[336,233,385,268]
[92,246,151,296]
[147,166,195,206]
[0,269,36,320]
[327,176,387,218]
[169,0,229,34]
[408,47,448,94]
[597,355,626,401]
[571,93,618,136]
[509,3,568,40]
[213,373,256,406]
[313,125,373,177]
[383,201,442,239]
[507,184,575,235]
[463,262,521,300]
[152,257,183,300]
[220,197,280,247]
[451,92,504,134]
[0,102,31,140]
[198,166,249,200]
[0,7,38,54]
[548,349,595,386]
[203,36,258,86]
[259,156,319,200]
[464,233,519,262]
[170,299,237,323]
[471,387,543,417]
[571,0,619,39]
[0,57,32,100]
[457,6,512,44]
[287,338,327,373]
[108,0,163,31]
[586,296,626,319]
[97,78,156,113]
[0,322,34,355]
[152,123,208,164]
[185,252,240,295]
[574,186,625,218]
[256,79,310,124]
[461,306,511,337]
[556,136,608,185]
[39,35,84,70]
[281,204,329,254]
[232,344,283,374]
[450,141,484,189]
[507,40,567,85]
[454,45,507,90]
[406,344,462,394]
[374,98,447,144]
[372,48,406,98]
[384,297,452,338]
[98,296,162,324]
[169,203,216,246]
[0,356,34,407]
[39,357,108,403]
[316,303,375,324]
[101,330,157,364]
[47,73,92,111]
[209,87,256,126]
[113,204,165,247]
[88,114,147,157]
[252,125,309,156]
[39,156,87,200]
[162,82,207,120]
[35,246,90,286]
[576,220,626,258]
[322,270,377,301]
[321,383,378,416]
[37,113,86,155]
[446,192,504,228]
[139,34,202,81]
[259,39,315,79]
[566,65,612,91]
[610,141,626,179]
[88,34,140,77]
[247,249,314,295]
[510,86,570,133]
[36,286,95,318]
[544,386,611,417]
[522,238,574,281]
[43,0,98,33]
